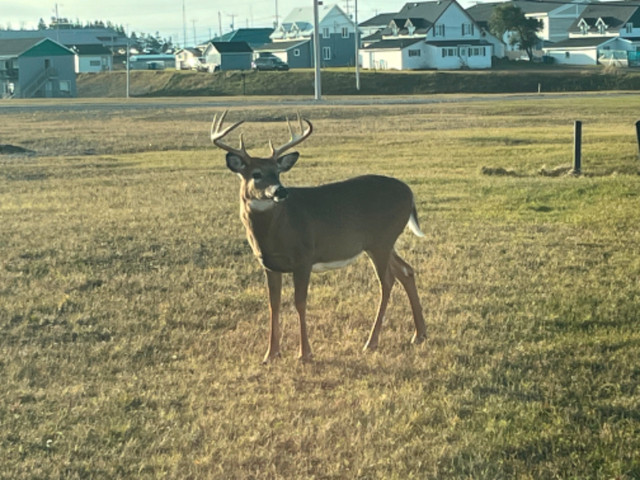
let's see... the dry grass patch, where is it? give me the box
[1,95,639,479]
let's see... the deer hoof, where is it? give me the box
[411,332,427,345]
[363,341,378,352]
[262,351,281,364]
[298,352,313,363]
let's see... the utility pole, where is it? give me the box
[192,19,197,46]
[313,0,322,100]
[355,0,360,91]
[182,0,187,47]
[227,13,236,31]
[126,25,130,99]
[275,0,279,28]
[218,11,222,37]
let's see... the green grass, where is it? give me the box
[1,96,639,478]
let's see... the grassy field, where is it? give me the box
[1,95,639,478]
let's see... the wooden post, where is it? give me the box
[635,120,640,158]
[573,120,582,175]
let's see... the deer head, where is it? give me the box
[211,110,313,203]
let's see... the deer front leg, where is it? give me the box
[264,270,282,363]
[293,266,313,362]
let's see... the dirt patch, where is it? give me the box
[0,144,35,155]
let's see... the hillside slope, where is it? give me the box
[77,68,640,98]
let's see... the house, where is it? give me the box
[0,37,77,98]
[201,41,253,71]
[72,44,113,73]
[213,28,274,49]
[253,40,312,69]
[544,36,633,65]
[361,0,494,70]
[543,3,640,66]
[129,54,176,70]
[467,0,588,45]
[263,4,357,68]
[175,47,203,70]
[0,27,130,73]
[359,12,397,41]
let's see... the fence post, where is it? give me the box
[573,120,582,175]
[635,120,640,158]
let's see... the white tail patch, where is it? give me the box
[407,212,425,238]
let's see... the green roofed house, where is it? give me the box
[0,37,77,98]
[212,28,274,49]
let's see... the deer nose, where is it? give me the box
[265,184,288,202]
[273,185,288,202]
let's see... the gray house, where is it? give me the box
[202,41,253,71]
[0,37,77,98]
[266,4,357,67]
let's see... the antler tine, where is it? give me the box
[210,110,247,158]
[269,113,313,159]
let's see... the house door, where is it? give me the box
[459,47,469,67]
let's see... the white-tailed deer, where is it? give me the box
[211,111,427,362]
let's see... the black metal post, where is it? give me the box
[573,120,582,175]
[635,120,640,158]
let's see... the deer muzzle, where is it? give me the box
[265,184,289,202]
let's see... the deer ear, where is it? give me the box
[276,152,299,172]
[226,153,247,173]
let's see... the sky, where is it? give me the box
[2,0,482,45]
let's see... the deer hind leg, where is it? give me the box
[363,249,395,352]
[264,270,283,363]
[293,267,313,362]
[389,251,427,344]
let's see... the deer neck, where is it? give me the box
[239,188,287,258]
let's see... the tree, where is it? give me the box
[489,3,543,61]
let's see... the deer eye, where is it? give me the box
[251,171,263,181]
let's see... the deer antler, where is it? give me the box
[269,112,313,159]
[211,110,248,158]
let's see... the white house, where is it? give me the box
[72,44,113,73]
[361,0,493,70]
[175,48,203,70]
[543,3,640,66]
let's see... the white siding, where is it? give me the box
[546,48,598,65]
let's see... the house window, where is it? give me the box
[59,80,71,93]
[408,49,421,57]
[322,27,330,39]
[462,23,474,36]
[441,47,456,57]
[626,23,633,34]
[565,52,570,58]
[293,48,301,57]
[342,27,349,38]
[435,24,445,36]
[322,46,331,60]
[89,60,101,66]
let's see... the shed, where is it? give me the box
[202,41,253,71]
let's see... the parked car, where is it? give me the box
[252,56,289,71]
